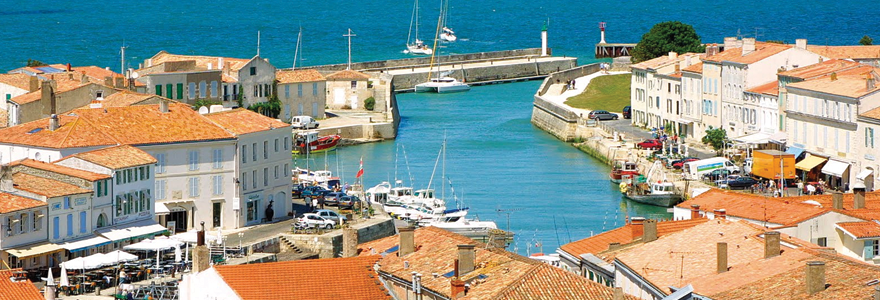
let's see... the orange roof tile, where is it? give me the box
[704,42,792,64]
[0,114,117,148]
[276,69,325,83]
[148,51,252,73]
[681,62,703,73]
[745,81,779,96]
[631,53,703,71]
[778,59,864,80]
[0,270,43,300]
[559,218,709,258]
[325,69,370,80]
[493,263,639,300]
[95,90,165,108]
[10,158,110,181]
[213,255,390,300]
[677,189,830,225]
[9,78,93,104]
[788,73,880,98]
[0,192,46,214]
[0,109,7,128]
[58,145,156,169]
[204,109,290,135]
[0,73,33,90]
[836,221,880,239]
[807,45,880,60]
[70,66,123,85]
[12,172,91,197]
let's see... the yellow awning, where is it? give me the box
[5,241,64,258]
[796,156,827,171]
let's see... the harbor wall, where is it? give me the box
[316,122,396,141]
[296,48,544,72]
[391,58,577,91]
[282,218,396,258]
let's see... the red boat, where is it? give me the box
[292,132,341,155]
[610,159,640,183]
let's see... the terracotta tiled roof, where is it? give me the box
[0,73,33,90]
[70,66,123,85]
[12,172,91,197]
[745,81,779,96]
[778,59,864,80]
[9,78,92,104]
[0,109,7,128]
[631,53,702,71]
[615,219,797,295]
[94,90,165,108]
[860,106,880,120]
[58,145,156,169]
[704,42,792,64]
[204,109,290,135]
[0,192,46,213]
[10,158,110,181]
[677,189,830,225]
[148,51,252,73]
[213,255,390,300]
[681,62,703,73]
[276,69,325,83]
[0,270,43,300]
[559,218,709,259]
[709,248,880,299]
[788,72,880,98]
[836,221,880,239]
[325,69,370,80]
[361,227,626,300]
[807,45,880,60]
[0,114,117,148]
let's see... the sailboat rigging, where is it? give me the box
[414,7,469,93]
[404,0,433,55]
[439,0,457,42]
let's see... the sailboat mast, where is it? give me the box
[442,135,446,201]
[293,27,302,70]
[407,0,417,45]
[426,7,443,80]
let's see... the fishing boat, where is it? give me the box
[292,131,340,155]
[623,181,683,207]
[609,159,640,183]
[404,0,433,55]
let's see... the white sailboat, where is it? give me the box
[414,12,470,93]
[404,0,433,55]
[439,0,457,42]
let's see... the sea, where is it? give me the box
[2,0,878,255]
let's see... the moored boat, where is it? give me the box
[623,181,683,207]
[292,131,340,155]
[609,159,640,183]
[414,77,470,93]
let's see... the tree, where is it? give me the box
[860,35,873,46]
[701,126,727,152]
[364,97,376,111]
[631,21,705,63]
[26,59,46,67]
[247,95,282,118]
[194,99,219,109]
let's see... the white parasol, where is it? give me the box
[59,264,70,287]
[174,244,182,262]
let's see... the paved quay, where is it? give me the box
[384,56,575,76]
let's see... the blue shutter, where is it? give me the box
[79,211,86,233]
[865,241,875,259]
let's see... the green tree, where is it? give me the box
[194,99,219,109]
[26,59,46,67]
[765,40,786,44]
[364,97,376,111]
[860,35,873,46]
[701,126,727,152]
[247,95,282,118]
[631,21,705,63]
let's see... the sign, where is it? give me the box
[866,154,875,161]
[51,203,62,211]
[247,193,262,202]
[232,198,240,210]
[75,198,87,206]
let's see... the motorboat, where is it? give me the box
[423,215,498,235]
[414,77,470,93]
[296,169,340,189]
[292,131,340,155]
[623,181,683,207]
[610,159,640,183]
[365,181,392,204]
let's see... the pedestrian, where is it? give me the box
[571,79,577,89]
[806,183,816,195]
[796,180,803,196]
[343,182,350,193]
[311,198,318,212]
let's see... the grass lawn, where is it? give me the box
[564,74,631,112]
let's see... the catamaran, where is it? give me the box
[414,15,469,93]
[404,0,433,55]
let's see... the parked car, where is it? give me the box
[672,158,699,169]
[302,186,331,198]
[314,209,347,223]
[715,176,758,190]
[291,116,319,129]
[588,110,619,121]
[622,106,631,119]
[323,192,346,206]
[702,169,735,181]
[338,195,361,209]
[637,139,662,150]
[295,213,337,229]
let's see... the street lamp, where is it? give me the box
[238,232,243,257]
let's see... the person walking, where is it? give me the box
[311,198,318,212]
[796,179,803,196]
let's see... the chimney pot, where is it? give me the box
[717,242,728,273]
[399,226,415,256]
[714,209,727,219]
[765,231,781,259]
[457,244,476,275]
[742,38,756,55]
[796,39,808,50]
[612,287,624,300]
[691,204,701,219]
[450,277,466,299]
[159,99,170,113]
[832,192,844,209]
[608,242,621,251]
[343,228,358,258]
[49,114,59,131]
[855,188,866,209]
[643,219,658,242]
[806,261,826,295]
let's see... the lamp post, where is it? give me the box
[238,232,243,257]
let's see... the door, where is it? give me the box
[212,202,222,228]
[168,210,188,233]
[333,88,345,105]
[349,95,358,109]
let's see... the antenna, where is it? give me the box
[753,27,764,40]
[343,29,356,70]
[496,207,523,233]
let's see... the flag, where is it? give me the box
[356,156,364,178]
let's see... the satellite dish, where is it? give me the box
[197,106,209,115]
[130,71,139,79]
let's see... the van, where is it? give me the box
[291,116,319,129]
[682,157,740,180]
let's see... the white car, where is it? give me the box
[295,213,336,229]
[291,116,319,129]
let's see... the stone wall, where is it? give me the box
[12,165,93,189]
[536,63,602,97]
[296,49,544,72]
[390,58,577,91]
[283,218,396,258]
[316,122,396,140]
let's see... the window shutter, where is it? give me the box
[865,241,876,259]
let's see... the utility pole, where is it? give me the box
[344,29,356,70]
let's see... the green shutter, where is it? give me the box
[177,83,184,99]
[155,85,162,96]
[166,84,173,98]
[865,241,875,259]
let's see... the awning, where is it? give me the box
[733,132,771,144]
[785,146,805,157]
[58,235,112,253]
[857,169,874,180]
[795,155,827,171]
[5,241,64,258]
[769,132,787,143]
[677,119,694,124]
[96,219,168,242]
[822,160,850,177]
[155,203,170,215]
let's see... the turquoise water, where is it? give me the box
[3,0,877,254]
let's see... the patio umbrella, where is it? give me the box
[170,230,219,244]
[174,244,182,262]
[60,264,70,287]
[45,268,55,286]
[104,250,138,265]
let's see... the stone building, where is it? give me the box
[275,69,326,121]
[325,70,371,110]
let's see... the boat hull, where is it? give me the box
[415,83,471,93]
[623,194,683,207]
[292,135,340,155]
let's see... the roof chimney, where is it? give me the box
[714,209,727,219]
[49,114,59,131]
[742,38,756,56]
[450,268,466,300]
[806,261,826,295]
[669,52,678,60]
[706,44,719,56]
[457,244,476,275]
[717,242,728,273]
[342,227,358,258]
[854,188,866,209]
[40,80,56,117]
[631,217,645,239]
[867,75,876,91]
[399,226,415,256]
[724,37,740,50]
[764,231,781,259]
[28,76,39,92]
[0,166,13,192]
[691,204,701,219]
[159,99,169,113]
[796,39,807,50]
[193,221,210,273]
[608,242,622,251]
[832,192,843,209]
[80,72,89,83]
[612,287,624,300]
[643,219,657,243]
[874,285,880,300]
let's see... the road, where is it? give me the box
[599,118,717,159]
